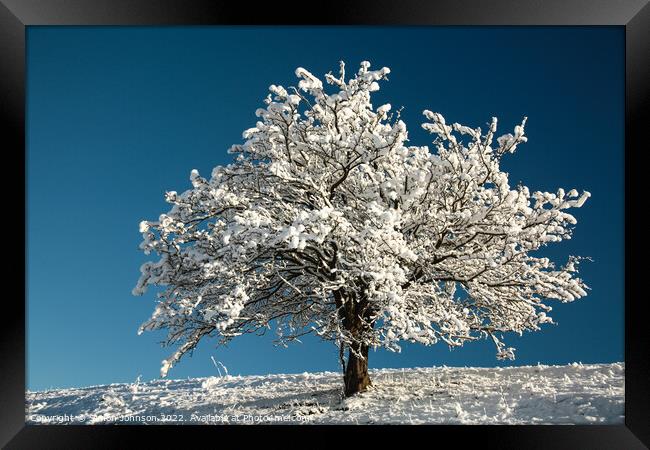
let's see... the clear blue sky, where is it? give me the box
[27,26,624,391]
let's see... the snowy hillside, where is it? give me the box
[26,362,624,425]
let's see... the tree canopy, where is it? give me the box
[134,61,590,385]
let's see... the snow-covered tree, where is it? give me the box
[134,61,590,397]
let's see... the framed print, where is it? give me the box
[2,0,647,448]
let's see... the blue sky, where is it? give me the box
[27,26,624,391]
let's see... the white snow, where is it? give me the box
[26,362,623,425]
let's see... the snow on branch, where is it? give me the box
[134,61,591,376]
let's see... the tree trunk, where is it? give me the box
[336,285,374,397]
[334,283,375,397]
[344,342,371,397]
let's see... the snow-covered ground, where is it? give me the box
[26,362,624,425]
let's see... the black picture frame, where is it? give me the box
[2,0,647,448]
